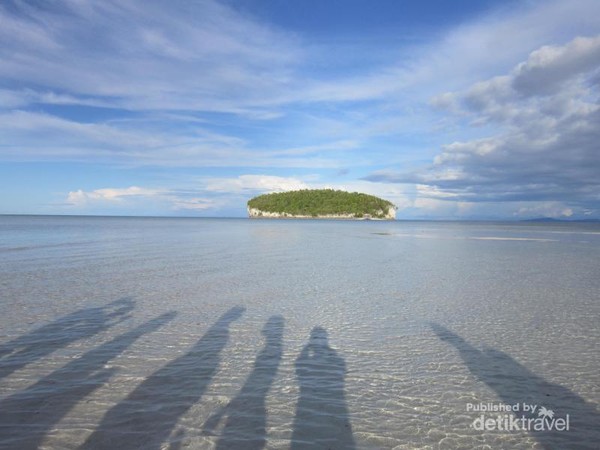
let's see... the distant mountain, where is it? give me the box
[521,217,564,222]
[521,217,600,223]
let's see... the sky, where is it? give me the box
[1,0,599,219]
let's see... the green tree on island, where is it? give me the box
[247,189,396,219]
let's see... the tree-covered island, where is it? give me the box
[247,189,396,220]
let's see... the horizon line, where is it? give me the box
[0,213,597,223]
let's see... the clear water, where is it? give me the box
[0,216,598,449]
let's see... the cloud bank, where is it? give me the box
[367,35,600,218]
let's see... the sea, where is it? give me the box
[0,215,599,449]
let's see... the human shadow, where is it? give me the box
[0,298,135,379]
[430,323,600,449]
[291,327,355,450]
[203,315,284,449]
[0,311,175,450]
[81,306,245,450]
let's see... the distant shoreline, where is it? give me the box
[247,215,392,221]
[0,214,598,222]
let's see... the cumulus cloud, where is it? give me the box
[366,34,600,218]
[512,35,600,96]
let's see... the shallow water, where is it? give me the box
[0,216,599,449]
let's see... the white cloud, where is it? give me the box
[0,110,351,168]
[202,175,412,213]
[0,89,30,109]
[66,186,162,206]
[366,34,600,218]
[2,0,598,164]
[515,203,574,218]
[2,0,598,115]
[63,176,414,217]
[288,0,600,106]
[204,175,309,193]
[66,185,220,212]
[4,0,600,218]
[170,197,218,211]
[512,35,600,96]
[0,0,301,115]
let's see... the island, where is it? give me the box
[247,189,396,220]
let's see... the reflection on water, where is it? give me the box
[291,327,355,450]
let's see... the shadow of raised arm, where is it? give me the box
[430,322,600,449]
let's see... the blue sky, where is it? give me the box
[1,0,599,219]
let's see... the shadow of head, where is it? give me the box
[104,298,136,324]
[309,326,329,345]
[217,306,246,325]
[262,315,285,341]
[429,322,467,345]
